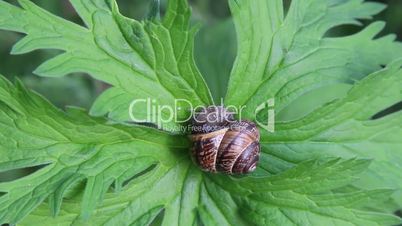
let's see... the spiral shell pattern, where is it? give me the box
[189,107,260,174]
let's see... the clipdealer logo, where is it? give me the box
[254,98,275,133]
[128,98,275,132]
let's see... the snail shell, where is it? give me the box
[189,106,260,174]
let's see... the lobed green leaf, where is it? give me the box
[0,0,213,132]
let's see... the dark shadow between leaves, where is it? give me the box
[283,0,291,13]
[324,23,366,38]
[0,163,50,183]
[149,208,165,226]
[395,209,402,217]
[394,210,402,226]
[371,100,402,120]
[129,206,164,225]
[121,164,158,188]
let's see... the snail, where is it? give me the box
[189,106,260,174]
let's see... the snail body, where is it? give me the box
[189,106,260,174]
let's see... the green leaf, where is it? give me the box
[211,159,400,226]
[0,74,189,224]
[18,158,402,226]
[226,0,402,210]
[21,76,95,108]
[262,60,402,207]
[226,0,402,120]
[0,75,398,225]
[0,0,213,132]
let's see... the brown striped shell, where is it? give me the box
[189,106,260,174]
